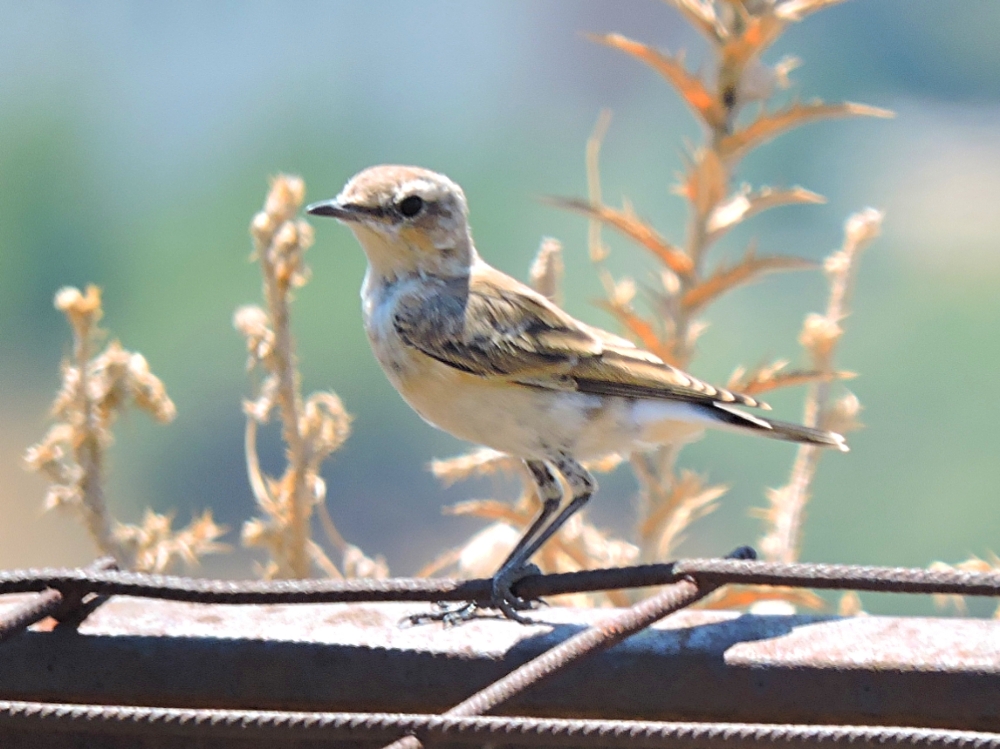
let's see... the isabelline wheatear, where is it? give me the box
[307,165,847,622]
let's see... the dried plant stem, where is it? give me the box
[587,109,613,263]
[260,241,311,578]
[770,445,819,563]
[26,286,221,573]
[67,313,123,562]
[238,177,375,580]
[762,210,882,563]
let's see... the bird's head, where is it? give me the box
[307,165,475,281]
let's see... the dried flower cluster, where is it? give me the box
[24,286,226,572]
[236,175,387,580]
[428,0,888,611]
[930,555,1000,619]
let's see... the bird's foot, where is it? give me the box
[403,600,482,627]
[403,563,543,626]
[491,562,543,623]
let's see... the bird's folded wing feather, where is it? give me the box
[392,267,763,409]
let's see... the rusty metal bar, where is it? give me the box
[0,558,117,643]
[0,701,997,749]
[382,546,756,749]
[0,598,997,730]
[0,589,62,644]
[0,553,998,744]
[384,576,715,749]
[0,554,997,605]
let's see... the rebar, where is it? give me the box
[381,547,752,749]
[0,554,997,606]
[0,557,117,642]
[0,701,996,748]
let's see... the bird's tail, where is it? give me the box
[708,402,849,452]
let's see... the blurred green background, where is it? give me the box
[2,1,998,615]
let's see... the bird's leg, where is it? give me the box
[499,460,565,569]
[490,456,596,622]
[406,459,563,626]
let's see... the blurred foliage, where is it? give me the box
[2,1,999,614]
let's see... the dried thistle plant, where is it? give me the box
[24,285,227,572]
[541,0,889,593]
[710,208,880,612]
[237,175,387,580]
[425,1,888,607]
[930,555,1000,619]
[757,210,881,563]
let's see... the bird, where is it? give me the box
[306,165,847,622]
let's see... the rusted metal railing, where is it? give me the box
[0,548,998,748]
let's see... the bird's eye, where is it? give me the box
[398,195,424,218]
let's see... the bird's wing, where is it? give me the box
[393,264,764,408]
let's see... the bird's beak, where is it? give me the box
[305,199,364,221]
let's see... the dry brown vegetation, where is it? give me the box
[24,286,227,573]
[236,176,386,580]
[24,1,936,618]
[425,0,888,612]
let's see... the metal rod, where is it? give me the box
[0,589,62,644]
[381,547,754,749]
[0,701,996,748]
[0,554,997,606]
[0,557,117,643]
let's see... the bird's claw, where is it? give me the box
[492,562,542,623]
[403,563,544,626]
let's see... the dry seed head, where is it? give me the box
[799,312,841,359]
[610,276,637,307]
[55,284,103,325]
[660,269,681,296]
[302,392,352,455]
[264,175,306,224]
[773,55,801,87]
[88,341,176,427]
[686,319,710,349]
[233,304,275,365]
[823,249,852,279]
[844,207,884,252]
[241,517,269,547]
[529,237,565,303]
[44,483,83,512]
[837,590,867,617]
[823,391,863,434]
[127,352,177,423]
[430,448,518,486]
[250,211,275,247]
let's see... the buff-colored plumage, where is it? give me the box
[307,165,846,621]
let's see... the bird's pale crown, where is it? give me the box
[307,165,474,280]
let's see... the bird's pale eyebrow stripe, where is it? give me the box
[397,179,436,197]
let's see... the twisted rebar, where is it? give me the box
[0,553,997,607]
[0,701,995,748]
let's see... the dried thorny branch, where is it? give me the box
[24,286,227,572]
[237,175,386,580]
[534,0,888,598]
[758,210,881,565]
[710,209,881,612]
